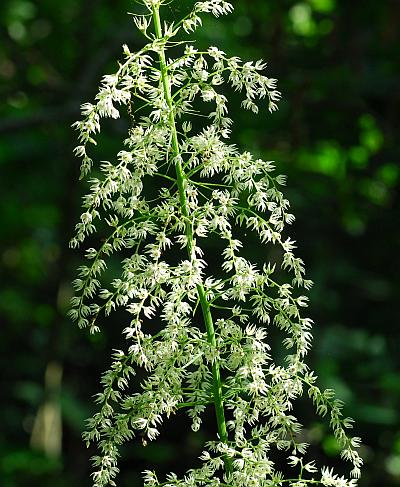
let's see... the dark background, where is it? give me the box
[0,0,399,485]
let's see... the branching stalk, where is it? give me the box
[151,4,232,476]
[70,2,363,485]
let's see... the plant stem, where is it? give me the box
[151,4,232,476]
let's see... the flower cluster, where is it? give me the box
[70,1,362,486]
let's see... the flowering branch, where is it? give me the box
[151,3,232,476]
[70,1,363,486]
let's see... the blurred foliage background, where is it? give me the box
[0,0,399,485]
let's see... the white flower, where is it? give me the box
[70,1,362,486]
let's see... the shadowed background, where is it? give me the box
[0,0,399,485]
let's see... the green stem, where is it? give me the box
[151,4,232,476]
